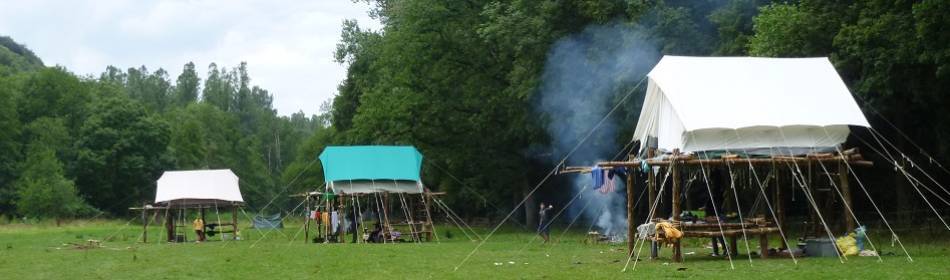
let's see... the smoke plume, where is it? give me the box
[535,21,659,237]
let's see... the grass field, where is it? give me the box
[1,218,949,279]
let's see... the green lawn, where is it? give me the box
[1,218,948,279]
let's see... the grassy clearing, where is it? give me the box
[1,218,949,279]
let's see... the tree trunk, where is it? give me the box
[523,180,537,230]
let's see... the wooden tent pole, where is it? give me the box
[351,195,360,243]
[340,197,346,243]
[142,205,148,243]
[382,192,393,242]
[671,149,682,262]
[773,162,786,250]
[626,156,636,257]
[166,203,174,242]
[232,205,238,241]
[305,195,310,243]
[647,148,658,260]
[839,161,855,231]
[199,206,206,241]
[423,192,438,243]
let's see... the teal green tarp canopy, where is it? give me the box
[318,146,423,183]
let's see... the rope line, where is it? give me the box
[453,75,648,271]
[625,165,673,272]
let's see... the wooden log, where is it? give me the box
[597,155,874,168]
[626,165,636,256]
[840,161,855,232]
[679,222,760,230]
[680,227,781,237]
[141,206,148,243]
[423,192,438,242]
[647,149,658,260]
[671,150,682,262]
[381,192,393,243]
[166,206,174,242]
[773,162,787,250]
[231,206,238,241]
[305,196,310,243]
[760,234,769,259]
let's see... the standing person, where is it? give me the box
[193,217,205,242]
[350,203,360,243]
[538,203,554,243]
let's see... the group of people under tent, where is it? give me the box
[533,163,739,257]
[306,201,406,244]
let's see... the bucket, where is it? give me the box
[804,238,838,257]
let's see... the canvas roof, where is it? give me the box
[319,146,423,183]
[633,56,870,154]
[154,169,244,204]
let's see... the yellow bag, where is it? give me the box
[836,234,859,256]
[654,222,683,245]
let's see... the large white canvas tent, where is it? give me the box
[155,169,244,206]
[137,169,244,243]
[633,56,871,155]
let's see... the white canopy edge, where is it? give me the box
[330,180,423,194]
[633,56,870,154]
[155,169,244,204]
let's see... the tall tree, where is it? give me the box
[202,63,233,111]
[174,62,200,106]
[73,95,171,213]
[15,147,88,225]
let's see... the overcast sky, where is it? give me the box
[0,0,381,116]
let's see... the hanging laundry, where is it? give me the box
[607,167,627,181]
[331,211,340,233]
[599,170,615,194]
[591,167,605,190]
[592,167,627,194]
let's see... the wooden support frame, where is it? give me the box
[597,154,873,168]
[133,201,244,243]
[572,148,873,263]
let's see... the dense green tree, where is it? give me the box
[73,95,171,213]
[17,67,90,131]
[0,36,44,75]
[748,3,834,57]
[14,147,89,225]
[174,62,200,106]
[202,63,233,111]
[0,77,22,216]
[709,0,767,55]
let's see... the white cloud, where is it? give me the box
[0,0,382,116]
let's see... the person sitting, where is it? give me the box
[369,222,383,243]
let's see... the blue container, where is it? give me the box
[804,238,838,257]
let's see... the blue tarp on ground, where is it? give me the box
[252,213,283,229]
[318,146,423,183]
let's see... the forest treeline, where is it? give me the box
[0,38,324,221]
[2,0,949,222]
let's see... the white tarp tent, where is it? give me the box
[633,56,870,155]
[155,169,244,204]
